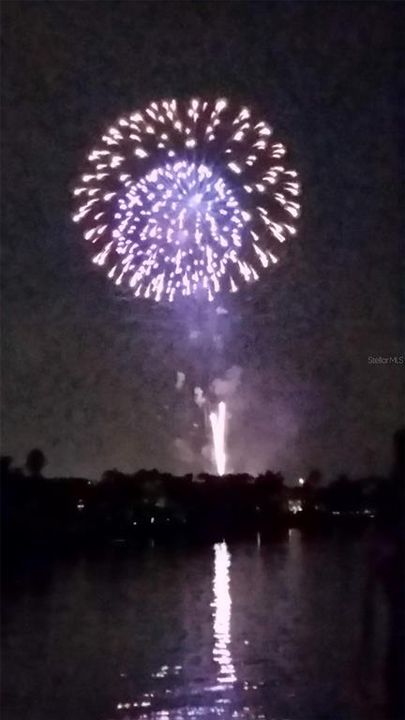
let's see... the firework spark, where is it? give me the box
[73,97,301,302]
[210,401,227,476]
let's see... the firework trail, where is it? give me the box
[209,401,227,476]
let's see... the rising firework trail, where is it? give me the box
[209,401,227,476]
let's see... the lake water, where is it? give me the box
[2,531,387,720]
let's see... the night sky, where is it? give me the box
[2,1,404,480]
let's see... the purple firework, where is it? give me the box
[73,98,301,302]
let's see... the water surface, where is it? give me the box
[2,531,386,720]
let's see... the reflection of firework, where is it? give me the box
[213,542,236,684]
[73,97,301,303]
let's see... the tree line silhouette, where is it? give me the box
[2,439,399,550]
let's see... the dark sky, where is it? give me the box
[2,1,404,480]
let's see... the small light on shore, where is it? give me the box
[288,499,303,514]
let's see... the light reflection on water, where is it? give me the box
[117,541,249,718]
[3,533,385,720]
[212,542,236,686]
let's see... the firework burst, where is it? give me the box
[73,98,301,303]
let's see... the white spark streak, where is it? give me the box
[209,401,227,476]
